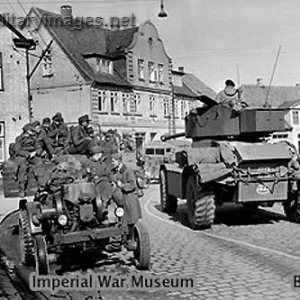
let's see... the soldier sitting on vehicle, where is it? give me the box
[32,120,54,161]
[68,114,95,156]
[14,124,46,197]
[48,112,70,155]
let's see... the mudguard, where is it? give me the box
[25,202,43,235]
[160,163,188,199]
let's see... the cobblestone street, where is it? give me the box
[1,186,300,299]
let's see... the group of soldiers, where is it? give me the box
[9,112,127,197]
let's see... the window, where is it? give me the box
[97,58,113,74]
[42,53,53,77]
[293,111,299,125]
[180,101,185,118]
[163,99,169,117]
[138,59,144,80]
[156,149,165,155]
[148,62,155,82]
[0,53,3,90]
[175,99,179,117]
[130,94,140,113]
[145,148,154,155]
[110,92,118,112]
[122,93,130,113]
[149,96,156,116]
[98,90,107,112]
[158,64,163,83]
[0,122,4,162]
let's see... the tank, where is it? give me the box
[159,98,300,230]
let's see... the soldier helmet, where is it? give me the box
[225,79,235,87]
[52,112,64,122]
[22,123,33,132]
[31,120,41,128]
[42,117,51,124]
[78,114,91,124]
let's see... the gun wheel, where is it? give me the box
[159,169,178,213]
[34,235,49,275]
[186,175,215,230]
[19,210,35,266]
[133,221,151,270]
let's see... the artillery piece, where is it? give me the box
[159,96,300,229]
[18,157,150,275]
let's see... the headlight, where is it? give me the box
[114,207,124,218]
[58,214,68,226]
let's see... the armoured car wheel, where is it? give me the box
[283,196,300,223]
[19,210,35,266]
[159,169,178,213]
[133,221,151,270]
[186,175,215,230]
[34,235,49,275]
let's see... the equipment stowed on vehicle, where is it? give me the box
[18,161,151,275]
[159,95,300,230]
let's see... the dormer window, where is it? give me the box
[138,59,144,80]
[42,52,53,77]
[97,58,113,74]
[158,64,163,83]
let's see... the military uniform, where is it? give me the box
[14,124,45,196]
[112,163,142,224]
[48,113,70,155]
[68,115,94,156]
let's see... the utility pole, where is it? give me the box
[25,48,31,121]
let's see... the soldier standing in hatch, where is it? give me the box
[68,114,95,156]
[14,124,44,197]
[215,79,246,110]
[111,152,142,250]
[48,112,70,155]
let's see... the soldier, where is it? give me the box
[48,112,70,155]
[14,124,44,197]
[32,120,54,160]
[41,117,51,134]
[111,152,142,250]
[68,114,94,156]
[215,79,246,110]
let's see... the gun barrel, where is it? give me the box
[161,132,185,142]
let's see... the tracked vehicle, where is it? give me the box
[159,96,300,229]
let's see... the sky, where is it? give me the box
[1,0,300,92]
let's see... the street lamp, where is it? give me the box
[158,0,168,18]
[13,38,36,122]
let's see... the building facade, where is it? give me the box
[0,26,29,163]
[23,5,215,149]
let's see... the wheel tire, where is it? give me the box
[159,169,178,213]
[283,197,300,223]
[133,221,151,270]
[186,175,215,230]
[19,210,35,266]
[34,235,49,275]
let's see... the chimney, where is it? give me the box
[60,5,72,23]
[256,78,263,86]
[178,66,184,73]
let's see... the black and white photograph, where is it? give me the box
[0,0,300,299]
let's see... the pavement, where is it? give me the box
[1,186,300,299]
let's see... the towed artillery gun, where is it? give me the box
[159,96,300,229]
[18,157,150,275]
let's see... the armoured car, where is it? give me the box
[159,96,300,229]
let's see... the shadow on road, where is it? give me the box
[154,202,287,229]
